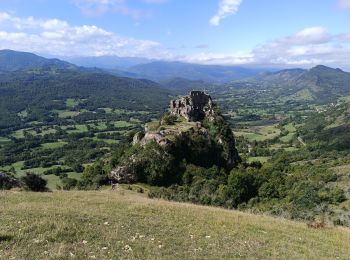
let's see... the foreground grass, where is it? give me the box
[1,190,350,259]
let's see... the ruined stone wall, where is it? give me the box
[170,91,215,122]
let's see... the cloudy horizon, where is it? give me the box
[0,0,349,69]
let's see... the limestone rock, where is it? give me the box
[170,91,215,122]
[110,166,135,183]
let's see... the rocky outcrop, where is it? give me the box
[110,166,136,183]
[110,91,241,183]
[170,91,215,122]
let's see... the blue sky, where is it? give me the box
[0,0,349,68]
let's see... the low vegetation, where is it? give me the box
[1,190,350,259]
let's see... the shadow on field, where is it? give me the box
[0,235,12,242]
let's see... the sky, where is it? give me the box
[0,0,350,68]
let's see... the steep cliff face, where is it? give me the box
[170,91,215,122]
[111,91,241,184]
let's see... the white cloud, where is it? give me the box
[183,26,350,69]
[185,51,253,65]
[1,12,350,70]
[210,0,242,26]
[338,0,350,8]
[249,27,350,68]
[0,12,170,58]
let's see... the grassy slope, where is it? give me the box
[1,190,350,259]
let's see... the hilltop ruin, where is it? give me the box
[170,91,215,122]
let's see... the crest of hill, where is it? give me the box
[111,91,240,184]
[237,65,350,103]
[0,49,77,72]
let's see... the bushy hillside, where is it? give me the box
[0,68,171,129]
[1,190,350,259]
[233,65,350,103]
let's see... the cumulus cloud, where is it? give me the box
[183,26,350,69]
[250,27,350,68]
[185,51,253,65]
[0,12,170,58]
[1,12,350,69]
[338,0,350,8]
[210,0,242,26]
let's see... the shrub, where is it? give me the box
[226,169,260,207]
[20,173,48,192]
[161,113,177,125]
[61,177,78,190]
[0,172,19,190]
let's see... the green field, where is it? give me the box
[55,110,80,118]
[114,121,134,128]
[1,190,350,259]
[66,124,89,133]
[234,124,280,142]
[66,98,81,108]
[41,141,68,149]
[247,156,271,163]
[0,137,11,144]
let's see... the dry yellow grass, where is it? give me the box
[1,189,350,259]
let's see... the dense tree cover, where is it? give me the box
[0,65,172,178]
[0,68,170,129]
[77,106,347,222]
[148,151,345,220]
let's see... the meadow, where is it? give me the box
[1,189,350,259]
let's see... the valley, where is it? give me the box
[1,50,350,231]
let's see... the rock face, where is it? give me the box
[170,91,215,122]
[110,91,241,183]
[110,166,136,183]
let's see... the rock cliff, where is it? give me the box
[110,91,241,183]
[170,91,215,122]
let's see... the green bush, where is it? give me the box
[61,177,78,191]
[20,173,48,192]
[226,169,260,207]
[0,172,19,190]
[161,113,177,125]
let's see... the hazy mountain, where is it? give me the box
[160,77,214,93]
[65,56,152,70]
[128,61,268,83]
[237,65,350,103]
[0,49,77,72]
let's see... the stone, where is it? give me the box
[110,166,135,183]
[170,91,215,122]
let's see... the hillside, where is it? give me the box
[1,189,350,259]
[0,67,171,129]
[0,49,76,72]
[229,65,350,104]
[0,62,172,182]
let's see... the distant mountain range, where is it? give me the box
[0,50,271,83]
[235,65,350,103]
[126,61,268,83]
[65,55,152,70]
[0,50,77,72]
[1,49,350,104]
